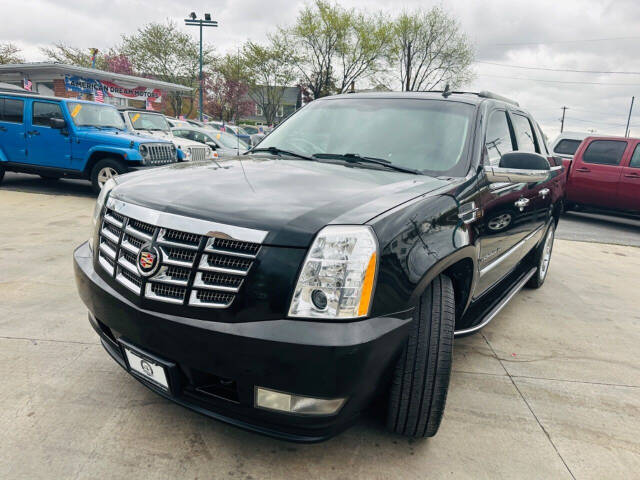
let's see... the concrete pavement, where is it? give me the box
[1,185,639,479]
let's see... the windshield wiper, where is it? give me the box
[312,153,420,174]
[249,146,314,161]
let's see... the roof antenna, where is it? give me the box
[442,83,451,98]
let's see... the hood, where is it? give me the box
[110,157,449,247]
[75,128,171,147]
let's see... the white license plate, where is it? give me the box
[123,346,169,391]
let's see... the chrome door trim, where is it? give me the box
[107,196,268,244]
[454,267,537,336]
[479,224,544,278]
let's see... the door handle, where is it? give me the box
[576,167,590,173]
[539,188,550,198]
[514,198,530,211]
[624,173,640,178]
[27,130,40,136]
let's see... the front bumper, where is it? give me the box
[74,242,413,442]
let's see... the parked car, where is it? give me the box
[565,135,640,215]
[119,109,213,162]
[172,126,249,156]
[74,91,562,442]
[0,93,177,192]
[240,124,267,145]
[204,121,253,147]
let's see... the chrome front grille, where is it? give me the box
[190,146,208,162]
[96,200,266,309]
[146,143,176,165]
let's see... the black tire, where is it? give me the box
[40,174,61,181]
[0,166,5,185]
[526,222,555,289]
[90,158,125,194]
[387,275,455,438]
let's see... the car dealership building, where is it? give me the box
[0,63,191,109]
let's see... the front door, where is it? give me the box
[0,96,26,163]
[475,109,550,297]
[567,139,627,209]
[618,142,640,213]
[26,100,71,168]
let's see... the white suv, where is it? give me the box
[120,109,213,162]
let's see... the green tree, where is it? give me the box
[120,21,214,116]
[0,43,24,64]
[388,8,474,92]
[243,40,297,125]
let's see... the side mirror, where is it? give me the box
[50,117,66,129]
[484,152,550,183]
[206,142,217,150]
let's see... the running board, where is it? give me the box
[454,267,537,337]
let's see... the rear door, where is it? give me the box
[618,141,640,213]
[567,139,627,209]
[0,96,26,163]
[27,100,72,168]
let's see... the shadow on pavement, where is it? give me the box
[1,172,95,198]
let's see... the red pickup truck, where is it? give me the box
[565,136,640,215]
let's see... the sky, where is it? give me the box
[3,0,640,139]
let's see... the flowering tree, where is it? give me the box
[104,54,134,75]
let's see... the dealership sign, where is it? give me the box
[64,75,162,102]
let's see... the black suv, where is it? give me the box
[74,91,564,442]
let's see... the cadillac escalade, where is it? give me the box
[74,91,564,442]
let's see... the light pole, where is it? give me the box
[185,12,218,121]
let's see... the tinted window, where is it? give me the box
[511,114,538,152]
[0,98,24,123]
[582,140,627,165]
[485,110,513,165]
[259,98,475,176]
[32,102,63,127]
[629,144,640,168]
[554,139,582,156]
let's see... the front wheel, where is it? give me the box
[90,158,125,194]
[527,222,555,289]
[387,275,455,438]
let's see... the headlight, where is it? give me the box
[288,225,378,319]
[139,144,149,157]
[90,177,116,252]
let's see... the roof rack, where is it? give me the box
[421,89,519,106]
[477,91,519,106]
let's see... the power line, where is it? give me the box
[474,61,640,75]
[475,73,640,86]
[482,36,640,47]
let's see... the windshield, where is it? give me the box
[258,98,475,176]
[214,130,249,150]
[128,112,169,131]
[68,102,125,129]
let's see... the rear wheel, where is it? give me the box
[387,275,455,438]
[90,158,125,194]
[527,222,555,289]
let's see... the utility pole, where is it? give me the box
[185,12,218,121]
[625,96,635,137]
[560,106,567,133]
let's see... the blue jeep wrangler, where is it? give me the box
[0,92,178,192]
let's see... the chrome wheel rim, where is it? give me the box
[539,225,555,280]
[488,213,512,231]
[97,167,117,188]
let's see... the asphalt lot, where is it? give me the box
[1,174,639,479]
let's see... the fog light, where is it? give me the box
[255,387,345,416]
